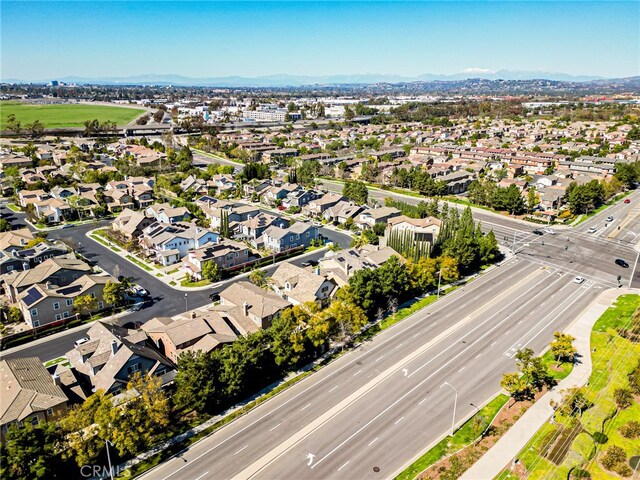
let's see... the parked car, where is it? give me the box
[74,337,90,348]
[624,198,631,204]
[573,276,586,284]
[606,216,614,222]
[131,285,148,297]
[615,258,629,268]
[588,227,597,234]
[532,230,544,236]
[301,259,319,268]
[544,228,556,235]
[209,292,220,302]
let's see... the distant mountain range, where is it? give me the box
[1,70,615,87]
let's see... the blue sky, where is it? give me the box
[1,1,638,80]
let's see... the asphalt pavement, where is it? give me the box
[138,255,601,480]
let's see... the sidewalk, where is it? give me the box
[461,287,640,480]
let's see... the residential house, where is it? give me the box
[3,257,92,303]
[318,245,402,286]
[269,262,337,306]
[262,221,319,253]
[142,311,237,363]
[0,241,70,275]
[139,222,220,266]
[146,203,191,224]
[18,274,115,328]
[0,357,69,436]
[66,322,175,395]
[211,174,237,192]
[302,192,345,218]
[237,212,289,246]
[323,200,363,224]
[215,281,291,335]
[180,240,251,280]
[282,189,317,209]
[355,206,401,230]
[387,215,442,251]
[112,208,155,240]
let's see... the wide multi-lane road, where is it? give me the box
[140,255,603,480]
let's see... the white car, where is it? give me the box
[573,276,586,284]
[588,227,597,234]
[606,216,613,222]
[132,285,149,296]
[74,337,89,348]
[544,228,556,235]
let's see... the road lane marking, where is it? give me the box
[328,385,339,393]
[505,330,511,335]
[234,445,248,456]
[228,268,549,479]
[300,403,311,411]
[374,355,384,363]
[194,473,209,480]
[352,370,362,377]
[413,332,422,338]
[458,367,466,373]
[338,461,350,471]
[394,343,404,350]
[269,423,281,432]
[368,437,379,447]
[490,341,497,347]
[475,353,482,359]
[395,416,405,425]
[419,398,427,405]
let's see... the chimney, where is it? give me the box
[242,302,249,316]
[45,281,53,290]
[52,373,61,386]
[315,266,320,276]
[190,311,197,319]
[110,339,118,356]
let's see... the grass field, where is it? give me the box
[0,101,146,129]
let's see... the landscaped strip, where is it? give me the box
[496,294,640,480]
[395,394,510,480]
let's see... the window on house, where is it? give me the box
[7,265,13,271]
[98,301,104,310]
[55,313,62,321]
[30,417,39,426]
[128,363,141,374]
[30,308,38,317]
[306,232,310,237]
[53,302,60,310]
[46,408,54,416]
[33,320,40,327]
[63,311,69,318]
[90,292,96,299]
[66,299,73,306]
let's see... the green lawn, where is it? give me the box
[498,294,640,480]
[0,101,146,129]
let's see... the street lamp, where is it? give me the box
[105,440,114,480]
[441,382,458,436]
[184,293,188,313]
[437,268,443,299]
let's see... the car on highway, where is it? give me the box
[532,230,544,235]
[544,228,556,235]
[588,227,597,234]
[573,276,586,284]
[615,258,629,268]
[74,337,90,348]
[606,216,614,222]
[624,198,631,204]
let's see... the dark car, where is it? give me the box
[301,259,319,268]
[532,230,544,236]
[615,258,629,268]
[209,292,220,302]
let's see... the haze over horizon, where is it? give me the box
[2,1,639,82]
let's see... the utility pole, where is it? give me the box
[437,268,443,299]
[105,440,114,480]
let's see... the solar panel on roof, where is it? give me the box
[23,288,43,306]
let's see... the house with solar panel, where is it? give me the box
[17,274,115,328]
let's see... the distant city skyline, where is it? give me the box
[1,1,639,81]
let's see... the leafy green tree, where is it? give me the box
[249,268,267,287]
[25,120,44,139]
[74,294,98,318]
[613,387,633,409]
[174,350,223,413]
[0,421,63,480]
[202,261,222,282]
[7,306,23,323]
[5,113,21,134]
[439,256,460,282]
[515,348,552,390]
[614,161,640,189]
[342,180,368,204]
[501,372,530,400]
[549,331,577,365]
[407,257,438,291]
[0,218,11,232]
[102,280,125,307]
